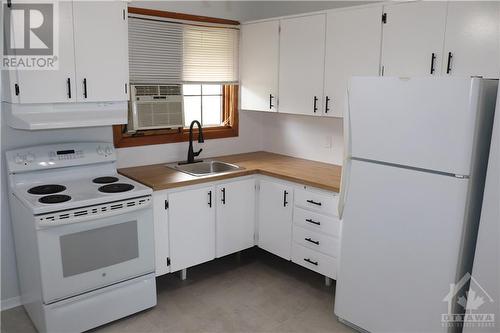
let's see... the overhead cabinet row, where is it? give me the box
[240,2,500,117]
[3,1,129,104]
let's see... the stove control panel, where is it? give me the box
[6,142,117,173]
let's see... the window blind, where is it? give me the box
[128,17,183,84]
[182,25,239,83]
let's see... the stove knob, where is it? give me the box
[105,147,113,155]
[97,146,104,155]
[26,153,35,162]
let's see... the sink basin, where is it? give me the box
[166,160,244,177]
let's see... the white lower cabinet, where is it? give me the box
[258,179,294,260]
[152,175,341,281]
[216,178,256,257]
[168,186,216,272]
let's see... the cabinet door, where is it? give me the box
[443,2,500,78]
[169,186,215,271]
[240,21,279,112]
[73,1,129,102]
[278,14,326,116]
[258,180,293,260]
[14,1,76,103]
[381,2,447,77]
[153,191,169,276]
[324,6,383,118]
[216,179,256,257]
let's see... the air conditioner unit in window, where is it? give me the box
[128,84,184,133]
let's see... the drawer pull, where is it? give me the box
[306,199,322,206]
[304,258,318,266]
[305,237,319,245]
[305,218,321,226]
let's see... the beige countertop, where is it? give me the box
[118,151,342,192]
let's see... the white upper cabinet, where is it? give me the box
[381,2,447,77]
[12,1,76,104]
[168,186,216,272]
[3,1,129,104]
[216,179,256,257]
[323,5,383,117]
[240,20,280,112]
[278,14,326,116]
[73,1,129,102]
[442,2,500,78]
[258,179,293,260]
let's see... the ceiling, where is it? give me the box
[130,1,373,22]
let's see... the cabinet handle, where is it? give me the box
[305,218,321,226]
[305,237,320,245]
[208,190,212,208]
[304,258,318,266]
[313,96,318,113]
[446,52,453,74]
[430,53,436,74]
[269,94,274,109]
[221,188,226,205]
[14,83,19,96]
[306,199,322,206]
[283,190,289,207]
[83,78,88,98]
[325,96,330,114]
[66,78,71,99]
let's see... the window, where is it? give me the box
[113,7,240,148]
[183,84,223,127]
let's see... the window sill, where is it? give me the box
[113,125,238,148]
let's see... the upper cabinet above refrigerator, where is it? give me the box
[381,1,448,77]
[442,2,500,78]
[381,1,500,78]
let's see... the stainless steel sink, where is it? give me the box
[166,160,244,177]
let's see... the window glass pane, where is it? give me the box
[202,96,222,126]
[183,84,201,95]
[202,84,222,95]
[183,96,202,127]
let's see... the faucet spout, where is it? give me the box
[187,120,204,164]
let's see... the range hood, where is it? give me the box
[3,102,128,130]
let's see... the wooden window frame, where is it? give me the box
[113,7,240,149]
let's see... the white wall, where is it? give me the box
[260,112,344,165]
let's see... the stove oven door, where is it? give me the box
[36,202,155,304]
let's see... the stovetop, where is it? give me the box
[13,173,152,215]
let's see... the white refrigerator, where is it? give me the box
[334,77,498,333]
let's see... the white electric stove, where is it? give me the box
[6,142,157,333]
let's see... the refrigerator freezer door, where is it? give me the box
[335,159,469,333]
[348,77,482,175]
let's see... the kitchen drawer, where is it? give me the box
[293,207,340,237]
[291,243,337,279]
[293,225,339,257]
[294,188,339,216]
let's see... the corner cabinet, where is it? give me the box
[3,1,129,104]
[278,14,326,116]
[240,20,280,112]
[216,178,256,257]
[323,5,383,117]
[258,179,294,260]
